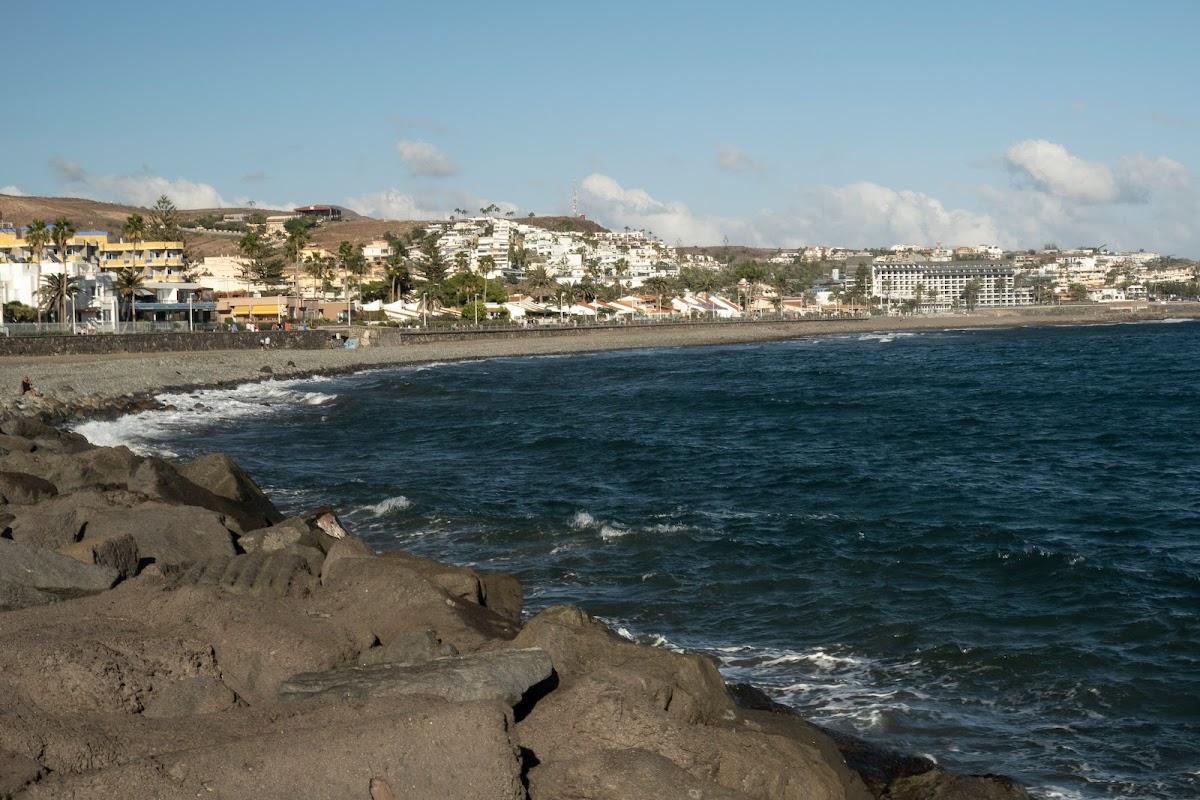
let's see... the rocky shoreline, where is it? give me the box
[0,417,1034,799]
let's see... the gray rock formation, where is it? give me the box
[279,647,553,706]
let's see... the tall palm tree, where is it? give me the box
[113,267,145,325]
[39,273,81,325]
[122,214,147,274]
[24,219,49,324]
[50,217,75,269]
[283,217,310,316]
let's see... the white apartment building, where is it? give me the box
[872,260,1032,311]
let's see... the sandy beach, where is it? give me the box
[5,305,1198,421]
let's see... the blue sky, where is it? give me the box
[3,0,1198,253]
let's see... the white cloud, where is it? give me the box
[50,157,230,208]
[1004,139,1118,203]
[782,182,1002,248]
[395,140,457,178]
[346,187,515,220]
[0,185,26,196]
[716,143,762,174]
[1114,154,1190,202]
[580,173,749,245]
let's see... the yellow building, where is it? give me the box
[99,240,186,281]
[0,227,110,264]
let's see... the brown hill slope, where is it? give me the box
[0,195,610,258]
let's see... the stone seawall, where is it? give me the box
[0,330,333,357]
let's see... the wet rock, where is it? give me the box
[0,471,58,505]
[0,538,119,594]
[279,647,553,707]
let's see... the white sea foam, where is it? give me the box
[599,524,629,540]
[358,495,412,516]
[568,511,595,529]
[73,377,338,454]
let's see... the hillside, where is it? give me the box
[0,194,608,259]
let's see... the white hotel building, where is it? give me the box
[871,260,1033,311]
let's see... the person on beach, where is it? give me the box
[20,376,38,396]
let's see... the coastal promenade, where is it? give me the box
[4,303,1198,422]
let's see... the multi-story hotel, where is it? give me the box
[872,260,1033,311]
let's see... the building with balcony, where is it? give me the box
[872,260,1033,312]
[99,240,186,280]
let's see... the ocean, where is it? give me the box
[77,321,1200,799]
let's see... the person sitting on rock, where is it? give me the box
[20,375,38,396]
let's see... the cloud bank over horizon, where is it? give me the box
[32,139,1198,256]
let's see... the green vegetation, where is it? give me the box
[237,228,287,292]
[1067,282,1089,302]
[149,195,182,241]
[39,272,81,323]
[113,267,145,321]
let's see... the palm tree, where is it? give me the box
[122,214,147,273]
[39,273,81,326]
[113,267,145,326]
[283,217,310,316]
[50,217,75,268]
[24,219,49,324]
[521,266,557,302]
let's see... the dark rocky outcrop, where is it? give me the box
[0,422,1031,799]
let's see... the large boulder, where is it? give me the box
[0,538,118,595]
[177,452,282,529]
[529,748,753,800]
[79,501,237,567]
[16,698,525,800]
[5,490,141,550]
[0,447,142,494]
[0,472,57,505]
[279,648,553,707]
[883,770,1031,800]
[317,555,520,653]
[510,604,733,725]
[517,677,871,800]
[381,550,523,623]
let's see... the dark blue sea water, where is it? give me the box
[79,321,1200,799]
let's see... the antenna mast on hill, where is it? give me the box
[571,182,578,217]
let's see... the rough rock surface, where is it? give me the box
[0,538,118,594]
[279,648,553,706]
[0,423,1031,799]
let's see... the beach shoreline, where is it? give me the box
[5,304,1198,423]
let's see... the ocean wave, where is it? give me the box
[356,495,413,516]
[74,377,339,454]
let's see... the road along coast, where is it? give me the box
[0,418,1032,799]
[5,303,1198,424]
